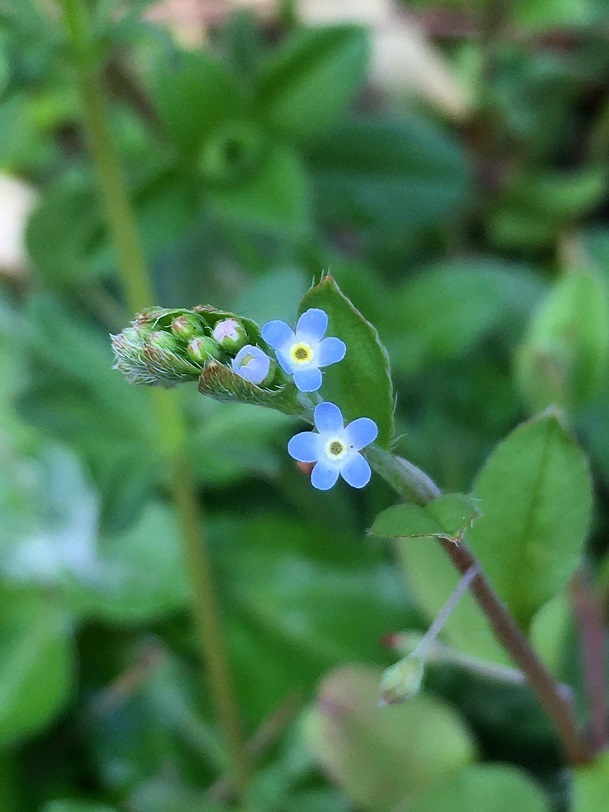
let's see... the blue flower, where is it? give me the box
[262,308,346,392]
[231,344,271,385]
[288,402,378,490]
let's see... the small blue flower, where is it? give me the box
[262,308,346,392]
[231,344,271,385]
[288,402,378,490]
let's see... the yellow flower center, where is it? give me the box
[329,440,344,456]
[290,342,313,364]
[241,353,255,366]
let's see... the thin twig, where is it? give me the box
[571,568,609,751]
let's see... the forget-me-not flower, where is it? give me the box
[231,344,271,385]
[288,402,378,490]
[262,308,346,392]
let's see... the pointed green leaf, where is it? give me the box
[256,25,369,140]
[298,276,394,447]
[468,411,593,627]
[516,271,609,413]
[372,494,478,541]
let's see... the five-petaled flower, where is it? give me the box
[262,308,346,392]
[231,344,272,385]
[288,402,378,490]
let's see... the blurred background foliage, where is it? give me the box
[2,0,609,810]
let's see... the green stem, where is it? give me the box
[369,449,593,766]
[60,0,250,795]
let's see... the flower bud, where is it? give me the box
[231,344,276,386]
[212,318,247,352]
[378,655,425,706]
[171,313,205,341]
[186,336,221,363]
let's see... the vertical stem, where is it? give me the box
[571,568,609,752]
[60,0,250,795]
[439,538,592,765]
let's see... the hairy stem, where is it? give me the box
[370,449,593,765]
[60,0,250,794]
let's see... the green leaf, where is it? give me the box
[306,115,472,232]
[573,751,609,812]
[516,271,609,414]
[197,360,303,416]
[0,588,74,747]
[26,172,103,288]
[468,411,593,627]
[209,144,311,237]
[386,258,544,376]
[65,503,190,625]
[43,803,118,812]
[304,665,476,812]
[298,275,394,448]
[256,25,369,140]
[403,764,549,812]
[151,50,245,157]
[372,494,478,542]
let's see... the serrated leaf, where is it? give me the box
[372,494,478,541]
[468,411,593,627]
[256,25,369,140]
[197,360,303,416]
[516,271,609,414]
[298,276,394,448]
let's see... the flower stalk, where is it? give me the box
[370,451,592,765]
[60,0,251,795]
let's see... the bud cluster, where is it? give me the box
[111,305,274,388]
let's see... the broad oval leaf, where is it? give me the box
[298,276,394,447]
[304,665,476,812]
[256,25,369,140]
[403,764,549,812]
[468,411,592,627]
[371,494,478,542]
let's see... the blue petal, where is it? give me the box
[261,320,295,352]
[345,417,378,450]
[314,401,344,433]
[294,366,323,392]
[296,308,328,343]
[316,337,346,368]
[340,452,371,488]
[288,431,321,463]
[311,463,339,490]
[276,350,296,374]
